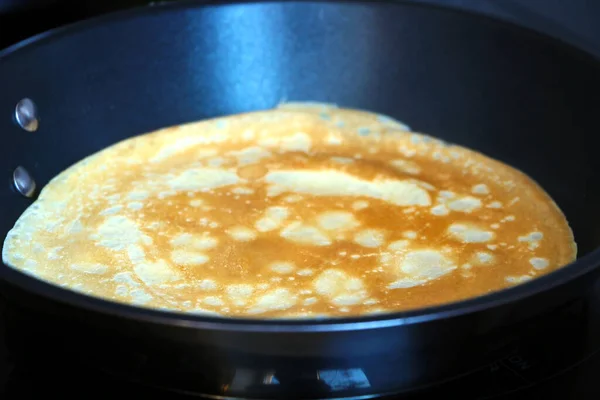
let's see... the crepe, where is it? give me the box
[2,103,576,318]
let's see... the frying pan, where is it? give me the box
[1,1,600,398]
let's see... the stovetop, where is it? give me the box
[2,336,600,399]
[1,296,600,399]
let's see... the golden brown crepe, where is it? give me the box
[1,103,576,318]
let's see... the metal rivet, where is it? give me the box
[13,166,36,198]
[15,98,39,132]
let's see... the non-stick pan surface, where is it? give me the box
[1,1,600,398]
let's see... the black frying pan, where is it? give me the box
[1,1,600,398]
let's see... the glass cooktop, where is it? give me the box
[1,340,600,399]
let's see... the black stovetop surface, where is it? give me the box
[1,297,600,399]
[1,336,600,399]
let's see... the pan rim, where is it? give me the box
[1,0,600,332]
[1,0,599,63]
